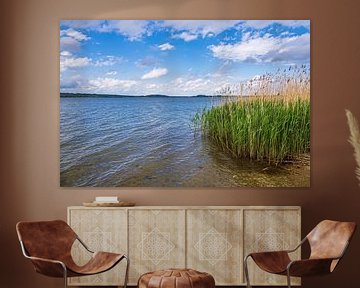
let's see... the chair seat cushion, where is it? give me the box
[138,268,215,288]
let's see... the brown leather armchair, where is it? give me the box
[16,220,129,288]
[244,220,356,288]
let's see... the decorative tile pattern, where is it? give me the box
[252,228,287,252]
[128,209,185,284]
[194,227,232,265]
[138,228,175,265]
[83,227,113,252]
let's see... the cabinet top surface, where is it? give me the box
[68,205,301,210]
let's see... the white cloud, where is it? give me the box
[137,72,239,95]
[209,37,278,62]
[158,43,175,51]
[271,34,310,62]
[209,33,310,63]
[60,74,87,89]
[106,71,118,76]
[60,28,90,51]
[60,36,82,51]
[89,78,137,91]
[146,83,162,90]
[61,53,123,72]
[61,72,238,95]
[170,77,216,94]
[61,75,138,94]
[61,20,151,41]
[61,20,105,30]
[243,20,310,30]
[162,20,240,39]
[241,31,252,41]
[61,28,90,41]
[60,20,310,45]
[141,68,168,80]
[135,56,158,68]
[103,20,150,41]
[61,20,239,42]
[173,32,198,42]
[60,55,91,72]
[94,56,123,67]
[60,50,72,57]
[181,78,211,92]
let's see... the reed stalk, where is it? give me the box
[195,65,310,165]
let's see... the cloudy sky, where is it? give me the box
[60,20,310,96]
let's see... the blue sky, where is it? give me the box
[60,20,310,96]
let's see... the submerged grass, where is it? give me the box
[195,65,310,165]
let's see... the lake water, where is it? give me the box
[60,96,309,187]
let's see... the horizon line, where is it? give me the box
[60,92,222,97]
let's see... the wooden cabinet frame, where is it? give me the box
[68,206,301,286]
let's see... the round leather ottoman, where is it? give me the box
[138,268,215,288]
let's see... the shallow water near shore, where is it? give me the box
[60,96,310,187]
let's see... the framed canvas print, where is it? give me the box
[60,20,310,187]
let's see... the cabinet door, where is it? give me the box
[68,208,127,286]
[244,209,301,286]
[128,209,186,284]
[186,209,243,285]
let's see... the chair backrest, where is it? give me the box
[307,220,356,261]
[16,220,77,261]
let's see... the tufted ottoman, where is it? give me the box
[138,268,215,288]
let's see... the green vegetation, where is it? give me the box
[195,65,310,165]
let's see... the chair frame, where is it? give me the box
[19,233,129,288]
[244,236,350,288]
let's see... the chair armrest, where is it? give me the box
[76,236,94,253]
[26,255,65,265]
[287,258,336,277]
[246,237,305,259]
[19,240,67,277]
[285,237,307,253]
[248,250,289,256]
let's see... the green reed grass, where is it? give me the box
[195,66,310,165]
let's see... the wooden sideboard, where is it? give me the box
[67,206,301,286]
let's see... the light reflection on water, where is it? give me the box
[60,96,309,187]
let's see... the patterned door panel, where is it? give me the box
[68,209,127,286]
[187,209,243,285]
[128,209,186,284]
[244,209,301,286]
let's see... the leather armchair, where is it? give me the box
[244,220,356,288]
[16,220,129,288]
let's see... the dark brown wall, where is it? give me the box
[1,0,360,287]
